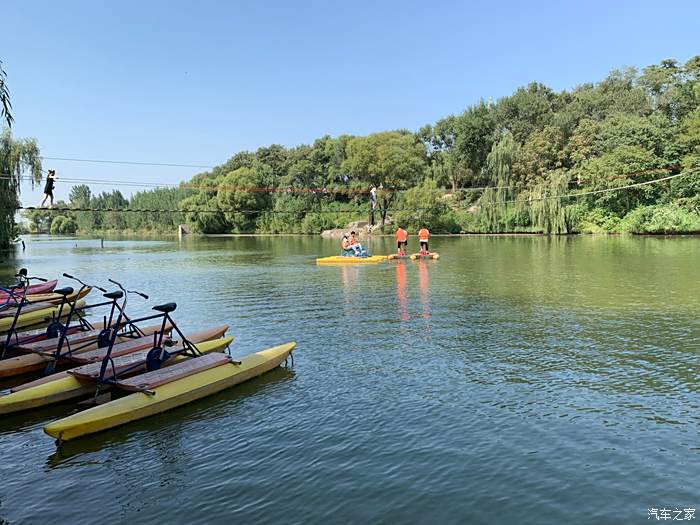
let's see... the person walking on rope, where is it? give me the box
[40,170,57,208]
[369,185,378,226]
[418,226,430,254]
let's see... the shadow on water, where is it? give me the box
[45,366,296,468]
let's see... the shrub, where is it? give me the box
[620,204,700,234]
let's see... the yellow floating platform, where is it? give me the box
[316,255,387,264]
[44,342,295,442]
[409,253,440,260]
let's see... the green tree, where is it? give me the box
[23,200,73,233]
[342,131,427,225]
[0,60,12,128]
[49,214,78,235]
[0,129,42,248]
[479,131,524,232]
[69,184,96,231]
[216,166,271,231]
[495,82,561,143]
[453,102,496,185]
[181,186,230,234]
[394,178,457,232]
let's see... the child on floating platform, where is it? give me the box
[347,231,366,256]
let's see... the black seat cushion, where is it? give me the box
[153,302,177,313]
[103,290,124,300]
[54,286,74,297]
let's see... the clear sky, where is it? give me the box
[2,0,699,203]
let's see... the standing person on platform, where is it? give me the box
[40,170,57,208]
[418,227,430,254]
[395,226,408,255]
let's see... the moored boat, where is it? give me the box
[0,299,87,334]
[44,342,295,442]
[0,279,58,299]
[0,330,232,415]
[0,323,167,378]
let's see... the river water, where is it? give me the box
[0,234,698,524]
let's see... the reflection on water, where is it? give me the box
[417,260,431,326]
[395,262,409,323]
[0,234,698,525]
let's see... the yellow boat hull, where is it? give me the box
[44,342,295,441]
[0,337,233,415]
[316,255,386,264]
[0,300,87,333]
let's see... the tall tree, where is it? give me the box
[453,102,496,186]
[342,131,427,225]
[0,130,42,249]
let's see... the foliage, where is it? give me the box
[49,214,78,235]
[0,60,12,128]
[393,178,459,233]
[342,131,428,224]
[620,203,700,234]
[14,55,700,237]
[23,200,73,234]
[527,171,578,234]
[0,129,42,248]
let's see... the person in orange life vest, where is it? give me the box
[418,227,430,254]
[395,226,408,255]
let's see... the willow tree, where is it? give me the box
[0,60,12,128]
[0,129,42,249]
[479,131,521,232]
[528,171,576,234]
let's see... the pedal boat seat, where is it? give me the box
[153,302,177,313]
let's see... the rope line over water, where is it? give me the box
[5,170,692,215]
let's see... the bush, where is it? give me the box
[393,178,460,233]
[49,215,78,235]
[579,207,622,233]
[620,204,700,234]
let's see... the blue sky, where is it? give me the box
[2,0,699,203]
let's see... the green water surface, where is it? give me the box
[0,234,698,524]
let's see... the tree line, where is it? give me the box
[6,55,700,244]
